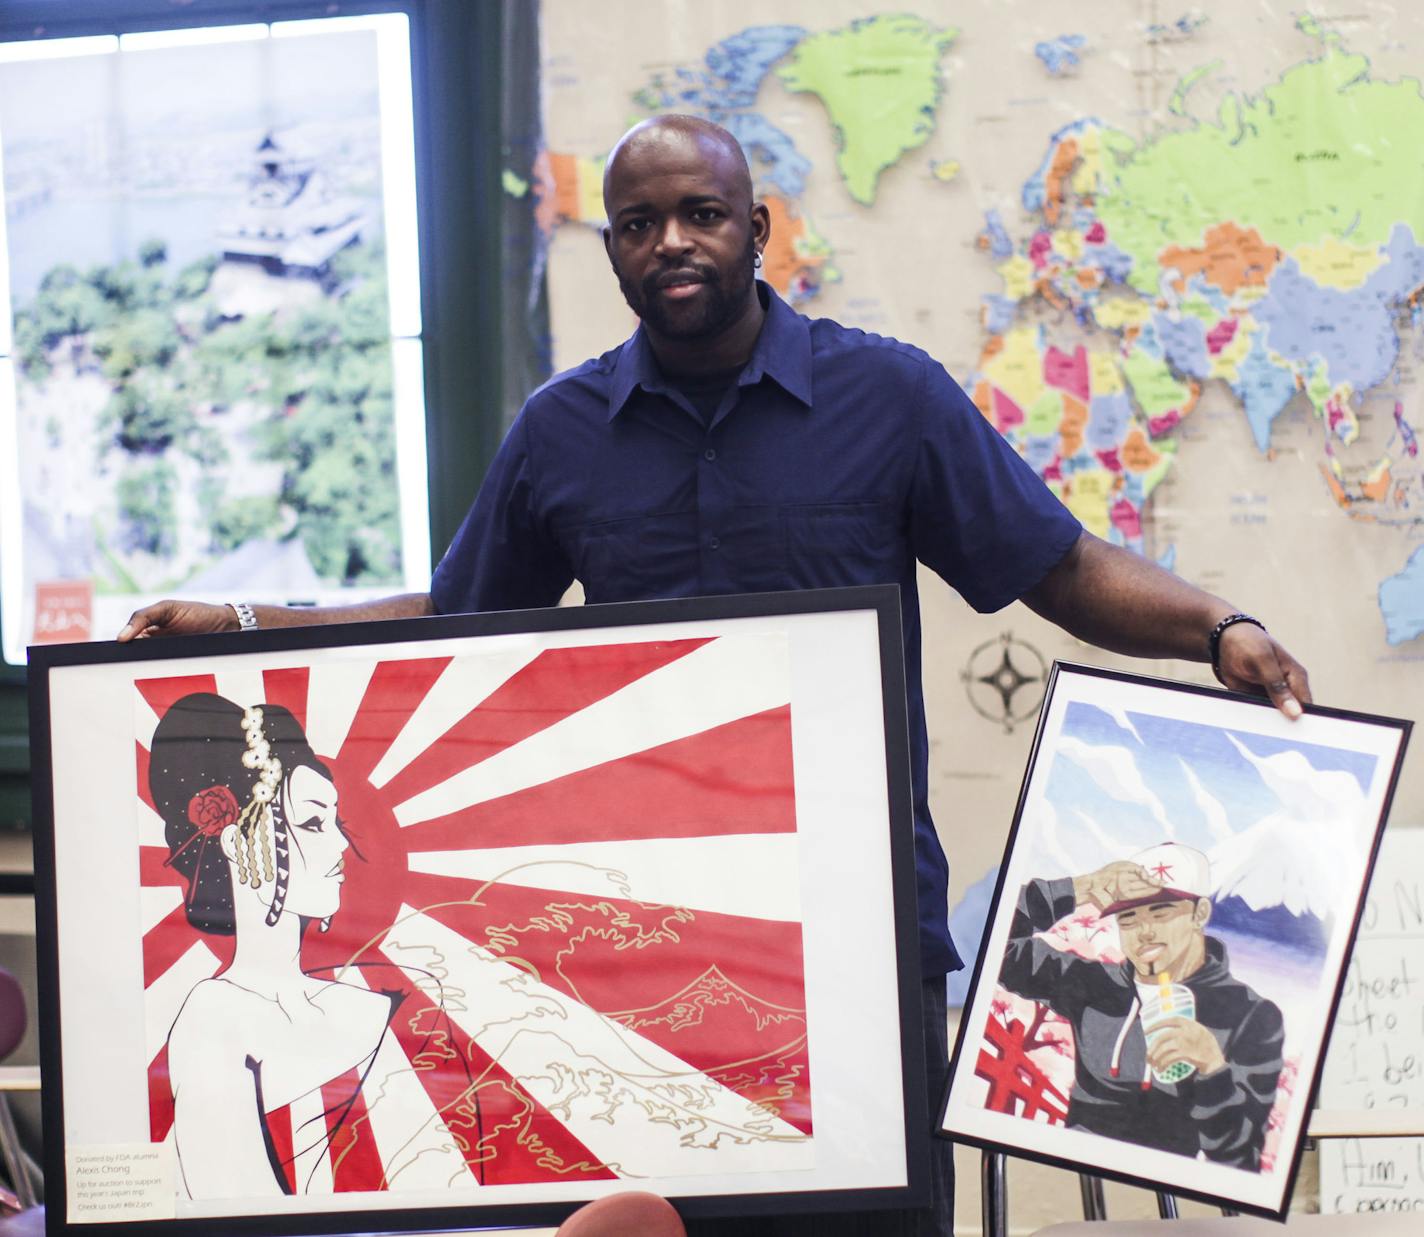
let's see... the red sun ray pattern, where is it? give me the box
[405,869,813,1135]
[262,667,312,733]
[376,964,616,1186]
[148,1044,174,1144]
[136,637,811,1196]
[337,657,454,782]
[375,638,713,808]
[403,704,795,853]
[136,673,217,720]
[321,1069,387,1192]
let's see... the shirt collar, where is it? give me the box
[606,282,813,420]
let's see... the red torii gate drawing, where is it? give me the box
[975,1007,1071,1125]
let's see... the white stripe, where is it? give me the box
[368,647,540,789]
[137,799,167,849]
[407,834,801,922]
[305,660,377,762]
[383,908,812,1178]
[288,1087,334,1195]
[140,885,184,936]
[145,941,222,1064]
[394,633,789,826]
[213,669,267,711]
[338,969,481,1192]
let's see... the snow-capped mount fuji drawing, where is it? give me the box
[1200,735,1374,954]
[1206,814,1355,953]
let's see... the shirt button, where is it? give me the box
[708,536,721,551]
[703,448,717,461]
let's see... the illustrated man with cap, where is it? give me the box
[997,842,1284,1169]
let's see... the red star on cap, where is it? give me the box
[1150,862,1173,880]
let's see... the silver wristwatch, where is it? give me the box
[230,602,259,631]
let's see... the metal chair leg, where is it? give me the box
[1156,1190,1180,1219]
[981,1150,1007,1237]
[1078,1172,1106,1220]
[0,1095,35,1210]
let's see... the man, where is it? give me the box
[120,116,1310,1234]
[998,843,1283,1169]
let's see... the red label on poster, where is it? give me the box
[33,580,93,644]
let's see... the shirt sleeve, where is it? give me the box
[908,354,1082,612]
[429,410,574,615]
[998,878,1097,1020]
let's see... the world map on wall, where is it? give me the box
[531,7,1424,642]
[531,0,1424,880]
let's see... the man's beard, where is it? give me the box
[616,236,757,339]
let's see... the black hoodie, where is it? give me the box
[997,877,1284,1170]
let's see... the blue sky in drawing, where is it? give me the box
[1039,702,1379,862]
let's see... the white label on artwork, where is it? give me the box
[66,1144,175,1223]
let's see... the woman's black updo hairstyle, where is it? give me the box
[148,692,328,934]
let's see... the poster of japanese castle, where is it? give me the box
[0,15,427,664]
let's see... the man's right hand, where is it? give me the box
[116,592,436,641]
[1072,861,1164,912]
[118,601,238,641]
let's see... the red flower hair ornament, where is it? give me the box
[187,785,240,837]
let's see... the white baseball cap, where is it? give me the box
[1103,841,1211,916]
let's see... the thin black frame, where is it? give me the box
[938,660,1412,1221]
[30,585,928,1235]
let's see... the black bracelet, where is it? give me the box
[1208,612,1265,684]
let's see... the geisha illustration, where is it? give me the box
[136,634,816,1201]
[149,692,407,1197]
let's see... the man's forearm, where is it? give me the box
[1023,532,1231,662]
[118,592,437,640]
[1022,530,1310,716]
[240,592,436,629]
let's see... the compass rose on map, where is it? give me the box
[961,632,1049,733]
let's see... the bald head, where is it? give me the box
[602,115,753,216]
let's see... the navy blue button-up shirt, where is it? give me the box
[432,284,1082,976]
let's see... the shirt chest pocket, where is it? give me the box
[783,501,902,589]
[559,512,696,604]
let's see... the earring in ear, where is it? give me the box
[753,250,763,269]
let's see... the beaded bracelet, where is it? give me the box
[1208,612,1265,684]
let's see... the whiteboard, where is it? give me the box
[1319,828,1424,1214]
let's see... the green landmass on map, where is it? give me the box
[1168,59,1220,116]
[777,14,957,205]
[1096,30,1424,293]
[966,13,1424,639]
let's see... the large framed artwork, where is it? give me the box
[940,663,1410,1220]
[29,587,925,1234]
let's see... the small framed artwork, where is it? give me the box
[940,662,1410,1219]
[29,587,927,1235]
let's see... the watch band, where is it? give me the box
[1208,612,1265,684]
[230,602,259,632]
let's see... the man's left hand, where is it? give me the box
[1147,1016,1227,1077]
[1215,622,1311,720]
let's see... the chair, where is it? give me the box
[0,969,34,1212]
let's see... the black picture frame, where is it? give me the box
[30,586,927,1234]
[939,660,1411,1220]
